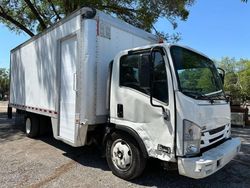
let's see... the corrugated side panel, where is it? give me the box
[10,15,81,114]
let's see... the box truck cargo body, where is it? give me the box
[9,7,241,180]
[10,8,157,145]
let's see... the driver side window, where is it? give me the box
[120,54,149,94]
[152,51,168,103]
[120,51,168,104]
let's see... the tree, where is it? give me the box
[0,68,9,100]
[216,57,250,102]
[0,0,194,42]
[238,60,250,100]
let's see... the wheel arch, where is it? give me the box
[104,124,148,159]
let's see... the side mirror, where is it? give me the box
[217,68,225,85]
[138,54,151,88]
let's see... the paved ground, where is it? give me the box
[1,102,250,188]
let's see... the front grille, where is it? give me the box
[200,138,227,154]
[200,124,230,148]
[209,134,224,143]
[208,125,225,135]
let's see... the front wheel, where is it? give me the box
[106,132,146,180]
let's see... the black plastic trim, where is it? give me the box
[107,60,113,118]
[149,47,166,113]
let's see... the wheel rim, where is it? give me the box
[26,118,31,134]
[111,139,132,171]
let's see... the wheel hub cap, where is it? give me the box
[111,140,132,171]
[26,118,31,134]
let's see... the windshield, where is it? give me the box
[170,46,224,99]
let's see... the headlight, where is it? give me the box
[183,120,201,156]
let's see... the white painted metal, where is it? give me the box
[78,19,97,125]
[110,44,240,164]
[174,91,231,155]
[95,19,155,119]
[110,45,176,162]
[178,137,241,179]
[59,36,78,142]
[201,124,231,148]
[10,13,81,113]
[10,8,157,146]
[77,13,157,125]
[166,44,233,156]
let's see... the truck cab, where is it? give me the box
[106,43,241,179]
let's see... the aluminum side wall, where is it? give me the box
[10,14,81,115]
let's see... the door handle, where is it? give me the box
[163,109,170,121]
[117,104,123,118]
[73,73,78,91]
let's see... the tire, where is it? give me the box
[25,115,39,138]
[106,131,147,180]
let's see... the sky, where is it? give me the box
[0,0,250,68]
[155,0,250,60]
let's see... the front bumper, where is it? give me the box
[178,138,241,179]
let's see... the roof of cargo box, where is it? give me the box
[11,7,158,53]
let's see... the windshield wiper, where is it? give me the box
[182,90,226,103]
[182,90,207,99]
[204,90,223,96]
[204,90,227,101]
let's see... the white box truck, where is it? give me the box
[9,7,241,180]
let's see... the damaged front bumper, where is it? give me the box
[178,137,241,179]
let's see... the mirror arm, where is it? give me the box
[149,46,169,120]
[150,94,165,112]
[217,67,225,84]
[217,67,225,75]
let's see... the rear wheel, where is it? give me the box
[106,132,146,180]
[25,115,39,138]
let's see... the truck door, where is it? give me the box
[110,47,176,161]
[58,35,78,143]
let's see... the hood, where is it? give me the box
[176,92,230,131]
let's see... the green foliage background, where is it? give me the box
[216,58,250,102]
[0,68,9,100]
